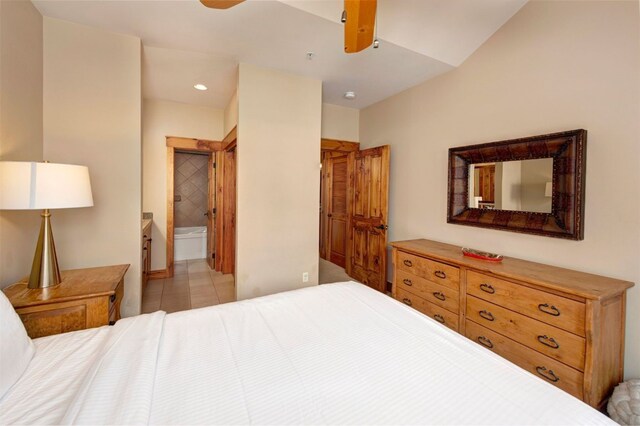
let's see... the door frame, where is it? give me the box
[215,127,237,274]
[165,136,222,278]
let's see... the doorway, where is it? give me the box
[319,139,390,292]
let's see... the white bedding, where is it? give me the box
[0,282,613,425]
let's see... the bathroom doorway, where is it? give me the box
[165,135,237,278]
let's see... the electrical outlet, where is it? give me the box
[302,272,309,283]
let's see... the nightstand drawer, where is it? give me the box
[466,295,585,370]
[19,304,87,338]
[396,251,459,291]
[467,271,585,336]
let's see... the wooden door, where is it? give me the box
[347,145,390,292]
[321,153,349,268]
[207,153,215,269]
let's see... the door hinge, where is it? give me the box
[212,208,216,215]
[212,253,216,259]
[212,162,216,169]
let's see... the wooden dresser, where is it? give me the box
[390,239,633,409]
[3,264,129,338]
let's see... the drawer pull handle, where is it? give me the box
[479,310,495,321]
[110,294,116,303]
[402,298,412,306]
[538,303,561,316]
[536,366,560,383]
[403,260,413,267]
[477,336,494,348]
[403,278,413,286]
[434,270,447,279]
[537,335,560,349]
[433,291,446,301]
[433,314,445,324]
[480,283,495,294]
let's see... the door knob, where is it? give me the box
[375,224,388,230]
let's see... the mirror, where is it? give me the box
[447,129,587,240]
[469,158,553,213]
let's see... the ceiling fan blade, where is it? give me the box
[200,0,245,9]
[344,0,377,54]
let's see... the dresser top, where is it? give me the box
[3,264,129,308]
[391,239,633,300]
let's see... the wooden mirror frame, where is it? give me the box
[447,129,587,240]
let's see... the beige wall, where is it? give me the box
[43,17,143,317]
[360,1,640,378]
[142,99,224,270]
[236,63,321,300]
[0,0,43,287]
[223,90,238,137]
[321,103,359,142]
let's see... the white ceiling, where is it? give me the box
[33,0,527,109]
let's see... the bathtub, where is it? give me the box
[174,226,207,261]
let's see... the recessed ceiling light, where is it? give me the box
[344,91,356,100]
[194,84,208,91]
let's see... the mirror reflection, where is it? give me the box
[468,158,553,213]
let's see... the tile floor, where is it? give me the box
[141,258,235,314]
[319,258,353,284]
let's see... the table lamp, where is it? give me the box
[0,161,93,289]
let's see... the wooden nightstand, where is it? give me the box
[3,264,129,338]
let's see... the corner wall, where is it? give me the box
[0,0,43,287]
[359,1,640,377]
[236,63,322,300]
[43,17,142,316]
[142,99,224,270]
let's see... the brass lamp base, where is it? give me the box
[28,209,61,289]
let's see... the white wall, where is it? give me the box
[236,63,321,300]
[0,0,43,287]
[321,103,359,141]
[360,1,640,378]
[142,99,224,270]
[223,90,238,137]
[43,18,143,317]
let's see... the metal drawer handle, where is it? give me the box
[536,366,559,383]
[479,310,495,321]
[403,260,413,267]
[402,298,412,306]
[403,278,413,286]
[110,294,116,303]
[434,270,446,279]
[480,283,495,294]
[433,291,446,301]
[433,314,445,324]
[477,336,494,348]
[538,303,561,316]
[537,335,560,349]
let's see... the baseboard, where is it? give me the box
[148,269,170,280]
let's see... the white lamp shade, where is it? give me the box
[0,162,93,210]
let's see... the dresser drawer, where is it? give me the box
[465,320,584,399]
[466,295,585,370]
[396,288,459,332]
[396,270,459,313]
[396,251,459,291]
[467,271,585,336]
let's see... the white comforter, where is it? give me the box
[0,282,613,425]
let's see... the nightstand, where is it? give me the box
[3,264,129,338]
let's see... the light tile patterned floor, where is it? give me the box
[141,259,235,314]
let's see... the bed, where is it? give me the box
[0,282,613,425]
